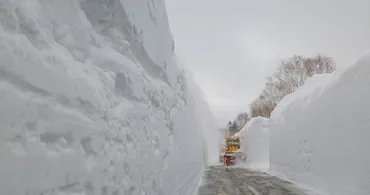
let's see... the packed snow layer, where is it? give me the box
[236,117,269,172]
[269,54,370,195]
[0,0,213,195]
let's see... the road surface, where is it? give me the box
[197,165,316,195]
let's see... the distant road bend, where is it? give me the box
[197,165,314,195]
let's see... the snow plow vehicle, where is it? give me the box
[219,136,243,166]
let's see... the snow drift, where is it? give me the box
[269,53,370,195]
[0,0,215,195]
[236,117,269,171]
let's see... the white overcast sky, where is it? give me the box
[165,0,370,127]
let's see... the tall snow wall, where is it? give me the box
[0,1,211,195]
[269,54,370,195]
[185,71,220,164]
[245,117,269,171]
[236,117,269,171]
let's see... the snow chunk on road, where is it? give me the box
[270,53,370,195]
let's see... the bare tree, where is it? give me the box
[225,112,251,136]
[250,54,335,118]
[235,112,250,129]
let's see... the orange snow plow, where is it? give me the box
[219,136,242,166]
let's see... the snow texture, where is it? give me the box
[245,117,270,172]
[184,70,220,164]
[236,117,270,172]
[0,0,215,195]
[269,53,370,195]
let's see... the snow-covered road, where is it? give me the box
[197,166,314,195]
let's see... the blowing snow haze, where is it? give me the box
[166,0,370,126]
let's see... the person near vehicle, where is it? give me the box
[225,154,230,166]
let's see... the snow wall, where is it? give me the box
[0,1,216,195]
[236,117,269,171]
[245,117,269,171]
[185,70,220,164]
[269,53,370,195]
